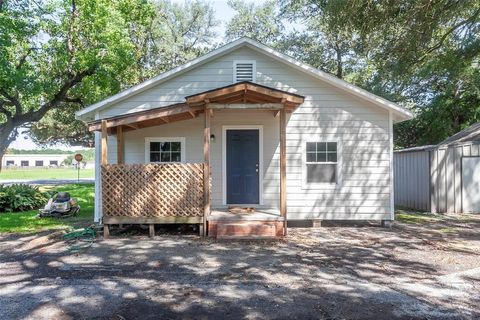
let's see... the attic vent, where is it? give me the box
[234,60,256,82]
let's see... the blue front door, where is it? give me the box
[226,129,259,204]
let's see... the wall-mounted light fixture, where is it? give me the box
[210,134,216,142]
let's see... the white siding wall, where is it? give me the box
[102,46,391,221]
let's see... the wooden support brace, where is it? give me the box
[280,108,287,236]
[203,101,211,237]
[116,126,124,165]
[101,120,108,166]
[103,224,110,239]
[149,224,155,237]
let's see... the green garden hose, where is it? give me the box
[63,226,97,252]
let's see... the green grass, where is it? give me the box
[0,168,94,180]
[0,183,94,233]
[395,208,441,224]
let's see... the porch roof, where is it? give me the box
[88,82,304,133]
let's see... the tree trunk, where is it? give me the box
[0,122,17,173]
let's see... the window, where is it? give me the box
[49,160,58,166]
[35,160,44,167]
[145,137,185,163]
[233,60,256,82]
[6,160,14,166]
[21,160,29,167]
[305,141,339,184]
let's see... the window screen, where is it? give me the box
[306,142,338,183]
[50,160,58,166]
[21,160,29,167]
[6,160,14,166]
[149,141,182,163]
[35,160,43,167]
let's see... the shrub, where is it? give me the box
[0,184,49,212]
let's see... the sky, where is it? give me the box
[9,0,267,151]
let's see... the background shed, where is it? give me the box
[394,123,480,213]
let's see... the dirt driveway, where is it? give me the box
[0,214,479,320]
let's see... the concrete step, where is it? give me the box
[216,223,277,239]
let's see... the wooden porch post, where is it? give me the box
[101,120,108,166]
[280,108,287,236]
[202,102,211,236]
[116,126,124,165]
[101,120,109,238]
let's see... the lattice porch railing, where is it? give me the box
[101,163,204,219]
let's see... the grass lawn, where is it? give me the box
[0,168,94,180]
[0,183,94,233]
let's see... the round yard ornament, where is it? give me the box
[74,153,83,162]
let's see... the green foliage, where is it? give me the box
[225,0,283,45]
[0,184,49,212]
[6,148,94,158]
[279,0,480,147]
[26,0,217,147]
[0,183,94,233]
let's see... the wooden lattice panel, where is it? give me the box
[102,163,204,218]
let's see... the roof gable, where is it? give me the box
[439,122,480,146]
[76,37,413,122]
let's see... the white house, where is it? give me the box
[76,38,412,238]
[2,154,69,168]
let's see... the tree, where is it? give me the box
[279,0,480,147]
[0,0,156,169]
[225,0,283,45]
[26,0,218,149]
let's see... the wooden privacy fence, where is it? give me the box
[101,163,205,222]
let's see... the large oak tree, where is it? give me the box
[0,0,218,165]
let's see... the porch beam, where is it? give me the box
[88,104,202,131]
[101,120,108,166]
[203,101,211,236]
[279,108,287,236]
[116,126,124,165]
[208,103,283,110]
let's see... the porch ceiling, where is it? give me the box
[88,81,304,134]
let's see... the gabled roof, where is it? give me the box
[185,81,304,110]
[75,37,413,122]
[438,122,480,146]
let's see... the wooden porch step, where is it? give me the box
[216,223,277,239]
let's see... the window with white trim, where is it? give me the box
[233,60,256,82]
[145,137,185,163]
[305,142,338,184]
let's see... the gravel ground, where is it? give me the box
[0,214,479,320]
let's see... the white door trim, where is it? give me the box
[222,125,264,206]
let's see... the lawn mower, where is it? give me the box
[38,192,80,218]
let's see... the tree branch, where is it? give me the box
[14,67,96,125]
[65,97,83,104]
[418,6,480,62]
[16,48,34,70]
[0,90,22,116]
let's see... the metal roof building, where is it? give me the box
[394,123,480,213]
